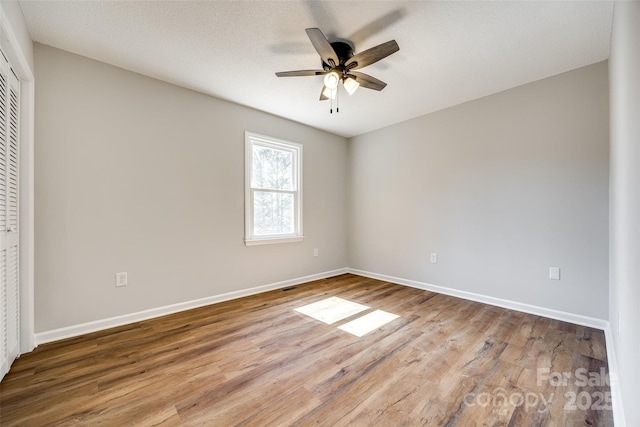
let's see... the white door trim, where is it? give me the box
[1,9,35,354]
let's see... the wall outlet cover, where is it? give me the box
[116,272,128,287]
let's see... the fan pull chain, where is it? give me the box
[329,87,341,114]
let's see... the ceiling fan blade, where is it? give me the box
[305,28,339,67]
[320,86,329,101]
[349,71,387,91]
[345,40,399,70]
[276,70,327,77]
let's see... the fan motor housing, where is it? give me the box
[322,41,354,69]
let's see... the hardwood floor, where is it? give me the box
[0,274,613,426]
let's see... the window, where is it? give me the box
[245,132,303,246]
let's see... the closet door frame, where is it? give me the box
[1,9,36,359]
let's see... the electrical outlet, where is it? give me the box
[115,272,127,287]
[549,267,560,280]
[313,248,319,257]
[430,253,438,263]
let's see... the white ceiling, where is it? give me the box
[19,1,613,138]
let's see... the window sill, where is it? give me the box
[244,236,304,246]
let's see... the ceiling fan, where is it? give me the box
[276,28,399,111]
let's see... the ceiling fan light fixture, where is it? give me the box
[322,86,337,100]
[343,77,360,95]
[276,28,399,107]
[323,71,340,89]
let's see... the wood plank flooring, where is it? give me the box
[0,274,614,426]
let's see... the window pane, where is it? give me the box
[252,145,293,190]
[254,191,294,236]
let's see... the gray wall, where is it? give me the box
[35,43,611,331]
[609,1,640,425]
[348,61,609,319]
[34,44,348,332]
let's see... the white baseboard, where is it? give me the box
[348,268,608,330]
[604,325,626,427]
[34,268,349,346]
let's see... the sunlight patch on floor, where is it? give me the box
[337,310,400,337]
[294,296,369,324]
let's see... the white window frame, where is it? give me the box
[244,131,303,246]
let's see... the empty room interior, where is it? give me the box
[0,1,638,426]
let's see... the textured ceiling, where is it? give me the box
[19,1,613,138]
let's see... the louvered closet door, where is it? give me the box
[0,50,19,381]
